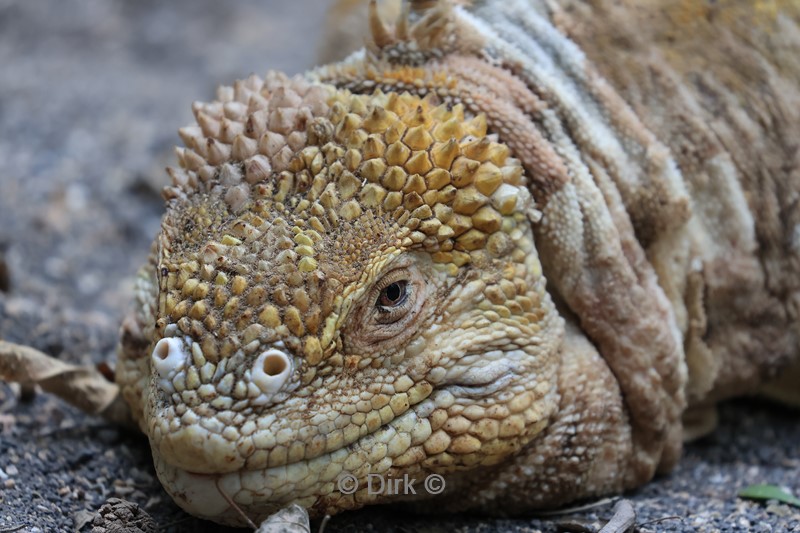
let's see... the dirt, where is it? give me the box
[0,0,798,531]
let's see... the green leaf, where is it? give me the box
[739,484,800,508]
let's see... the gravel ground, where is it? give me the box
[0,1,798,531]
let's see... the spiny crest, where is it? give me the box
[321,89,528,267]
[163,71,335,204]
[165,70,529,265]
[365,0,459,63]
[311,1,478,107]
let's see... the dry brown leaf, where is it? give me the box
[254,504,311,533]
[0,340,133,427]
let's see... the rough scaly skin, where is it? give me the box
[114,0,800,526]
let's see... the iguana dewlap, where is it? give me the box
[36,0,800,527]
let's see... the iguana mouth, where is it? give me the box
[153,403,436,525]
[148,373,435,474]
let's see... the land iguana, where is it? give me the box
[1,0,799,529]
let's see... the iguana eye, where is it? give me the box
[345,259,430,350]
[377,280,408,309]
[373,272,415,325]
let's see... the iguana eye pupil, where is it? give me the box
[378,281,408,308]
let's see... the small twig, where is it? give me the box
[214,477,257,529]
[598,499,636,533]
[317,515,331,533]
[0,524,27,533]
[638,515,682,527]
[534,497,617,517]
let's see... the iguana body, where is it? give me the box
[4,0,798,528]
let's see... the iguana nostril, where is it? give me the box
[252,349,291,395]
[151,337,186,378]
[262,353,287,376]
[154,340,170,360]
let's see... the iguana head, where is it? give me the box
[145,72,562,524]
